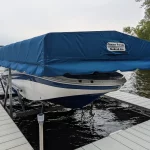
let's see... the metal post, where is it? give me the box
[0,78,5,94]
[3,79,9,108]
[17,91,25,112]
[37,113,44,150]
[8,68,13,118]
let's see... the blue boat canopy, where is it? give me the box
[0,31,150,77]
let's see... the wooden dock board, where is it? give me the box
[104,91,150,110]
[0,104,33,150]
[76,119,150,150]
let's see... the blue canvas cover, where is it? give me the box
[0,31,150,77]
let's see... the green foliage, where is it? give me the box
[123,0,150,41]
[123,20,150,40]
[135,0,150,20]
[123,27,136,36]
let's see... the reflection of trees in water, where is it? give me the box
[121,71,137,94]
[135,70,150,98]
[120,70,150,98]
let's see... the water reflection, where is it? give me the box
[120,71,137,94]
[121,70,150,98]
[135,70,150,98]
[15,97,149,150]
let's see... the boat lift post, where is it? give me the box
[37,113,44,150]
[3,79,9,108]
[8,68,13,118]
[0,78,5,94]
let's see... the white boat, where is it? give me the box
[0,67,126,108]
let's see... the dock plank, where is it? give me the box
[0,132,23,144]
[9,143,33,150]
[138,123,150,130]
[105,91,150,110]
[132,126,150,136]
[0,115,11,121]
[0,104,33,150]
[0,127,19,137]
[82,144,101,150]
[118,131,150,149]
[0,123,16,131]
[110,133,147,150]
[0,137,28,150]
[0,119,13,126]
[145,121,150,126]
[93,137,131,150]
[126,128,150,142]
[76,148,84,150]
[0,112,9,117]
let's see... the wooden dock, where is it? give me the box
[76,119,150,150]
[0,104,33,150]
[105,91,150,111]
[76,91,150,150]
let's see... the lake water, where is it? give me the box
[14,70,150,150]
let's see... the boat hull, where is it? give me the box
[11,77,117,98]
[1,71,125,108]
[48,94,102,108]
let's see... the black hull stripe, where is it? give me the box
[8,74,120,90]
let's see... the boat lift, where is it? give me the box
[0,68,95,150]
[0,68,44,150]
[0,68,66,119]
[0,69,14,118]
[0,68,57,150]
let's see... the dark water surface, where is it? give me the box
[14,70,150,150]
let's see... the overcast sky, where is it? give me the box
[0,0,144,45]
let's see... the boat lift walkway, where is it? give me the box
[76,91,150,150]
[76,119,150,150]
[0,104,33,150]
[105,91,150,111]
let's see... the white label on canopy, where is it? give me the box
[107,42,126,51]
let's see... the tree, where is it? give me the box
[123,20,150,40]
[135,0,150,20]
[124,1,150,97]
[123,0,150,40]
